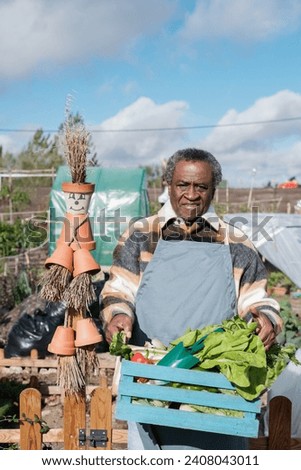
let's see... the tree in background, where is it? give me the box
[1,112,97,173]
[0,112,98,205]
[17,129,64,171]
[143,164,162,188]
[0,146,16,170]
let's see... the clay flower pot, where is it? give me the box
[272,286,288,296]
[73,248,100,277]
[62,182,95,214]
[45,244,74,272]
[57,212,96,251]
[74,318,103,347]
[48,326,76,355]
[57,182,96,251]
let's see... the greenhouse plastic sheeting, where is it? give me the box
[48,166,150,266]
[223,212,301,288]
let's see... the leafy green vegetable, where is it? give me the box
[169,316,300,401]
[170,324,220,348]
[109,331,132,360]
[265,342,300,387]
[188,404,244,418]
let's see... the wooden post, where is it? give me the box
[268,395,292,449]
[9,174,13,223]
[90,375,112,450]
[19,388,42,450]
[226,182,229,213]
[30,349,39,376]
[64,392,86,450]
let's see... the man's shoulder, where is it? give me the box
[128,213,161,232]
[221,219,256,249]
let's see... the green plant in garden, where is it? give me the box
[0,184,31,212]
[268,271,295,290]
[13,271,32,304]
[277,299,301,348]
[0,218,46,257]
[0,381,27,427]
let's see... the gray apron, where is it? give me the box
[128,237,247,450]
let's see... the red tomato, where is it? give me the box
[131,352,149,363]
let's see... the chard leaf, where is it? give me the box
[109,331,132,360]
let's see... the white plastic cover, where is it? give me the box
[264,348,301,438]
[223,213,301,288]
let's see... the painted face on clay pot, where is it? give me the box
[64,191,92,214]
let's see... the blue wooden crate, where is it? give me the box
[115,360,261,438]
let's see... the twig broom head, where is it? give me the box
[63,109,90,184]
[63,272,97,311]
[57,355,85,396]
[39,264,71,302]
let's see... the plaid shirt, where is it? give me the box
[101,200,282,335]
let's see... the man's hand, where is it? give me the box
[249,307,276,350]
[105,314,133,344]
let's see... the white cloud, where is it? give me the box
[0,129,36,156]
[180,0,301,42]
[0,134,13,152]
[92,97,189,166]
[0,0,174,79]
[198,90,301,186]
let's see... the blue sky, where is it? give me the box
[1,0,301,187]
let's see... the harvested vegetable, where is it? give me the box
[131,352,152,363]
[109,331,132,360]
[169,316,300,400]
[109,317,301,403]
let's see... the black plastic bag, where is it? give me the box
[4,278,108,357]
[4,301,65,358]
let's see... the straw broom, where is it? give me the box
[39,264,71,302]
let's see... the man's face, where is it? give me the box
[168,160,214,222]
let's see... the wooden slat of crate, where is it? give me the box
[119,380,259,412]
[116,360,260,438]
[118,401,259,437]
[118,360,240,389]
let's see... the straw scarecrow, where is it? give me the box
[40,114,102,395]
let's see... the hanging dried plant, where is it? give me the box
[39,265,71,302]
[63,272,96,311]
[57,355,86,395]
[76,346,100,378]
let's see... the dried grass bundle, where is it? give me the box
[39,265,71,302]
[63,273,96,310]
[57,355,85,395]
[64,117,90,184]
[76,346,100,378]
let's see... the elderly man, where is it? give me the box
[101,148,282,450]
